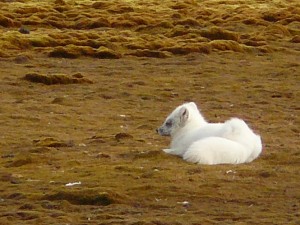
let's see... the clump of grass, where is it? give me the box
[209,40,244,52]
[174,18,200,26]
[129,49,171,58]
[0,15,15,27]
[0,50,9,58]
[108,4,134,14]
[73,17,110,29]
[54,0,67,5]
[48,44,94,58]
[290,35,300,43]
[261,11,287,22]
[23,73,93,85]
[91,1,110,9]
[29,35,57,47]
[14,5,46,15]
[43,190,125,206]
[200,26,240,41]
[111,19,136,28]
[2,31,32,49]
[162,43,211,55]
[263,24,291,39]
[7,157,33,168]
[115,133,133,141]
[257,45,273,53]
[94,46,121,59]
[33,137,74,147]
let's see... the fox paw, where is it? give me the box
[163,149,173,154]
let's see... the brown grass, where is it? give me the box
[23,73,93,85]
[94,46,121,59]
[43,190,126,206]
[1,51,298,224]
[199,27,240,41]
[1,0,298,58]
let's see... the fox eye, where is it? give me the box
[166,120,173,127]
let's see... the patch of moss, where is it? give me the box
[162,44,211,54]
[0,15,15,27]
[129,49,171,58]
[43,190,124,206]
[7,157,33,168]
[33,137,74,147]
[209,40,244,52]
[23,73,93,85]
[290,35,300,43]
[200,27,240,41]
[49,45,95,58]
[29,35,57,47]
[115,133,133,141]
[49,46,78,58]
[175,18,200,26]
[94,46,121,59]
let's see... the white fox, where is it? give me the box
[156,102,262,165]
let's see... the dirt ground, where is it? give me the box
[0,0,299,224]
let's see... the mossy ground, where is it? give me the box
[0,0,299,224]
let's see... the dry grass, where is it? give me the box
[0,51,299,224]
[23,73,93,85]
[0,0,299,58]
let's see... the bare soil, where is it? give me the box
[0,0,299,224]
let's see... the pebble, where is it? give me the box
[19,26,30,34]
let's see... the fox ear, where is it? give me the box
[188,102,198,110]
[179,107,189,123]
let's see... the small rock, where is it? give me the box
[19,26,30,34]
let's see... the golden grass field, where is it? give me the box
[0,0,299,224]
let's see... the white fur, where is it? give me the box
[157,102,262,165]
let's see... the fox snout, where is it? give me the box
[156,127,170,136]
